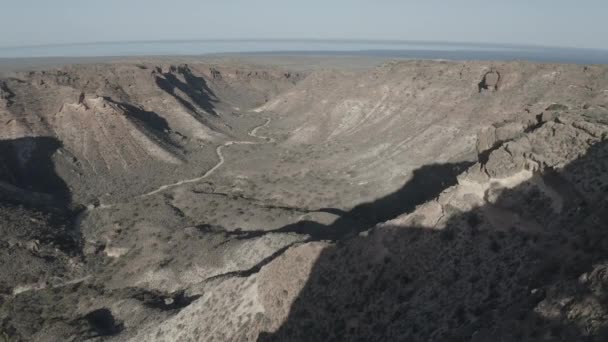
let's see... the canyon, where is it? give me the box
[1,58,608,341]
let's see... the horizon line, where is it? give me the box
[1,38,607,52]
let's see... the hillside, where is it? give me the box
[0,62,302,203]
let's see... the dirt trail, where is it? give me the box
[140,118,273,198]
[74,118,274,224]
[12,275,92,296]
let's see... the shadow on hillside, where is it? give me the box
[104,97,182,151]
[106,98,171,133]
[259,140,608,341]
[210,161,472,242]
[345,161,474,224]
[0,136,71,207]
[154,66,219,116]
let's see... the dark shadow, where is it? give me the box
[477,70,501,93]
[0,136,71,206]
[103,97,183,154]
[198,161,472,242]
[0,137,80,256]
[155,75,200,113]
[81,308,123,337]
[259,140,608,341]
[154,64,219,116]
[106,98,170,133]
[346,161,473,224]
[0,80,15,106]
[125,288,201,311]
[104,97,181,156]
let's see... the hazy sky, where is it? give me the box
[1,0,607,49]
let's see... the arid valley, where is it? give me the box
[1,56,608,341]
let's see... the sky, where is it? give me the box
[1,0,607,50]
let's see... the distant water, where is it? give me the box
[1,40,608,64]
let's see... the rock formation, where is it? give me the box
[478,69,501,92]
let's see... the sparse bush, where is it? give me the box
[489,239,501,252]
[467,212,481,228]
[440,228,456,241]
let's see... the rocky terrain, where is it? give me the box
[0,58,607,341]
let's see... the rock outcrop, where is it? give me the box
[478,69,501,92]
[0,81,14,106]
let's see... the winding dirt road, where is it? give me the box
[66,118,276,293]
[140,118,273,197]
[76,117,274,223]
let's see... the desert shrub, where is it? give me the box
[440,228,456,241]
[467,212,481,228]
[545,103,569,111]
[489,239,501,252]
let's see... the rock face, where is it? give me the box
[0,81,14,106]
[478,69,501,92]
[1,59,608,341]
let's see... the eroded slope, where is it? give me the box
[0,62,301,203]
